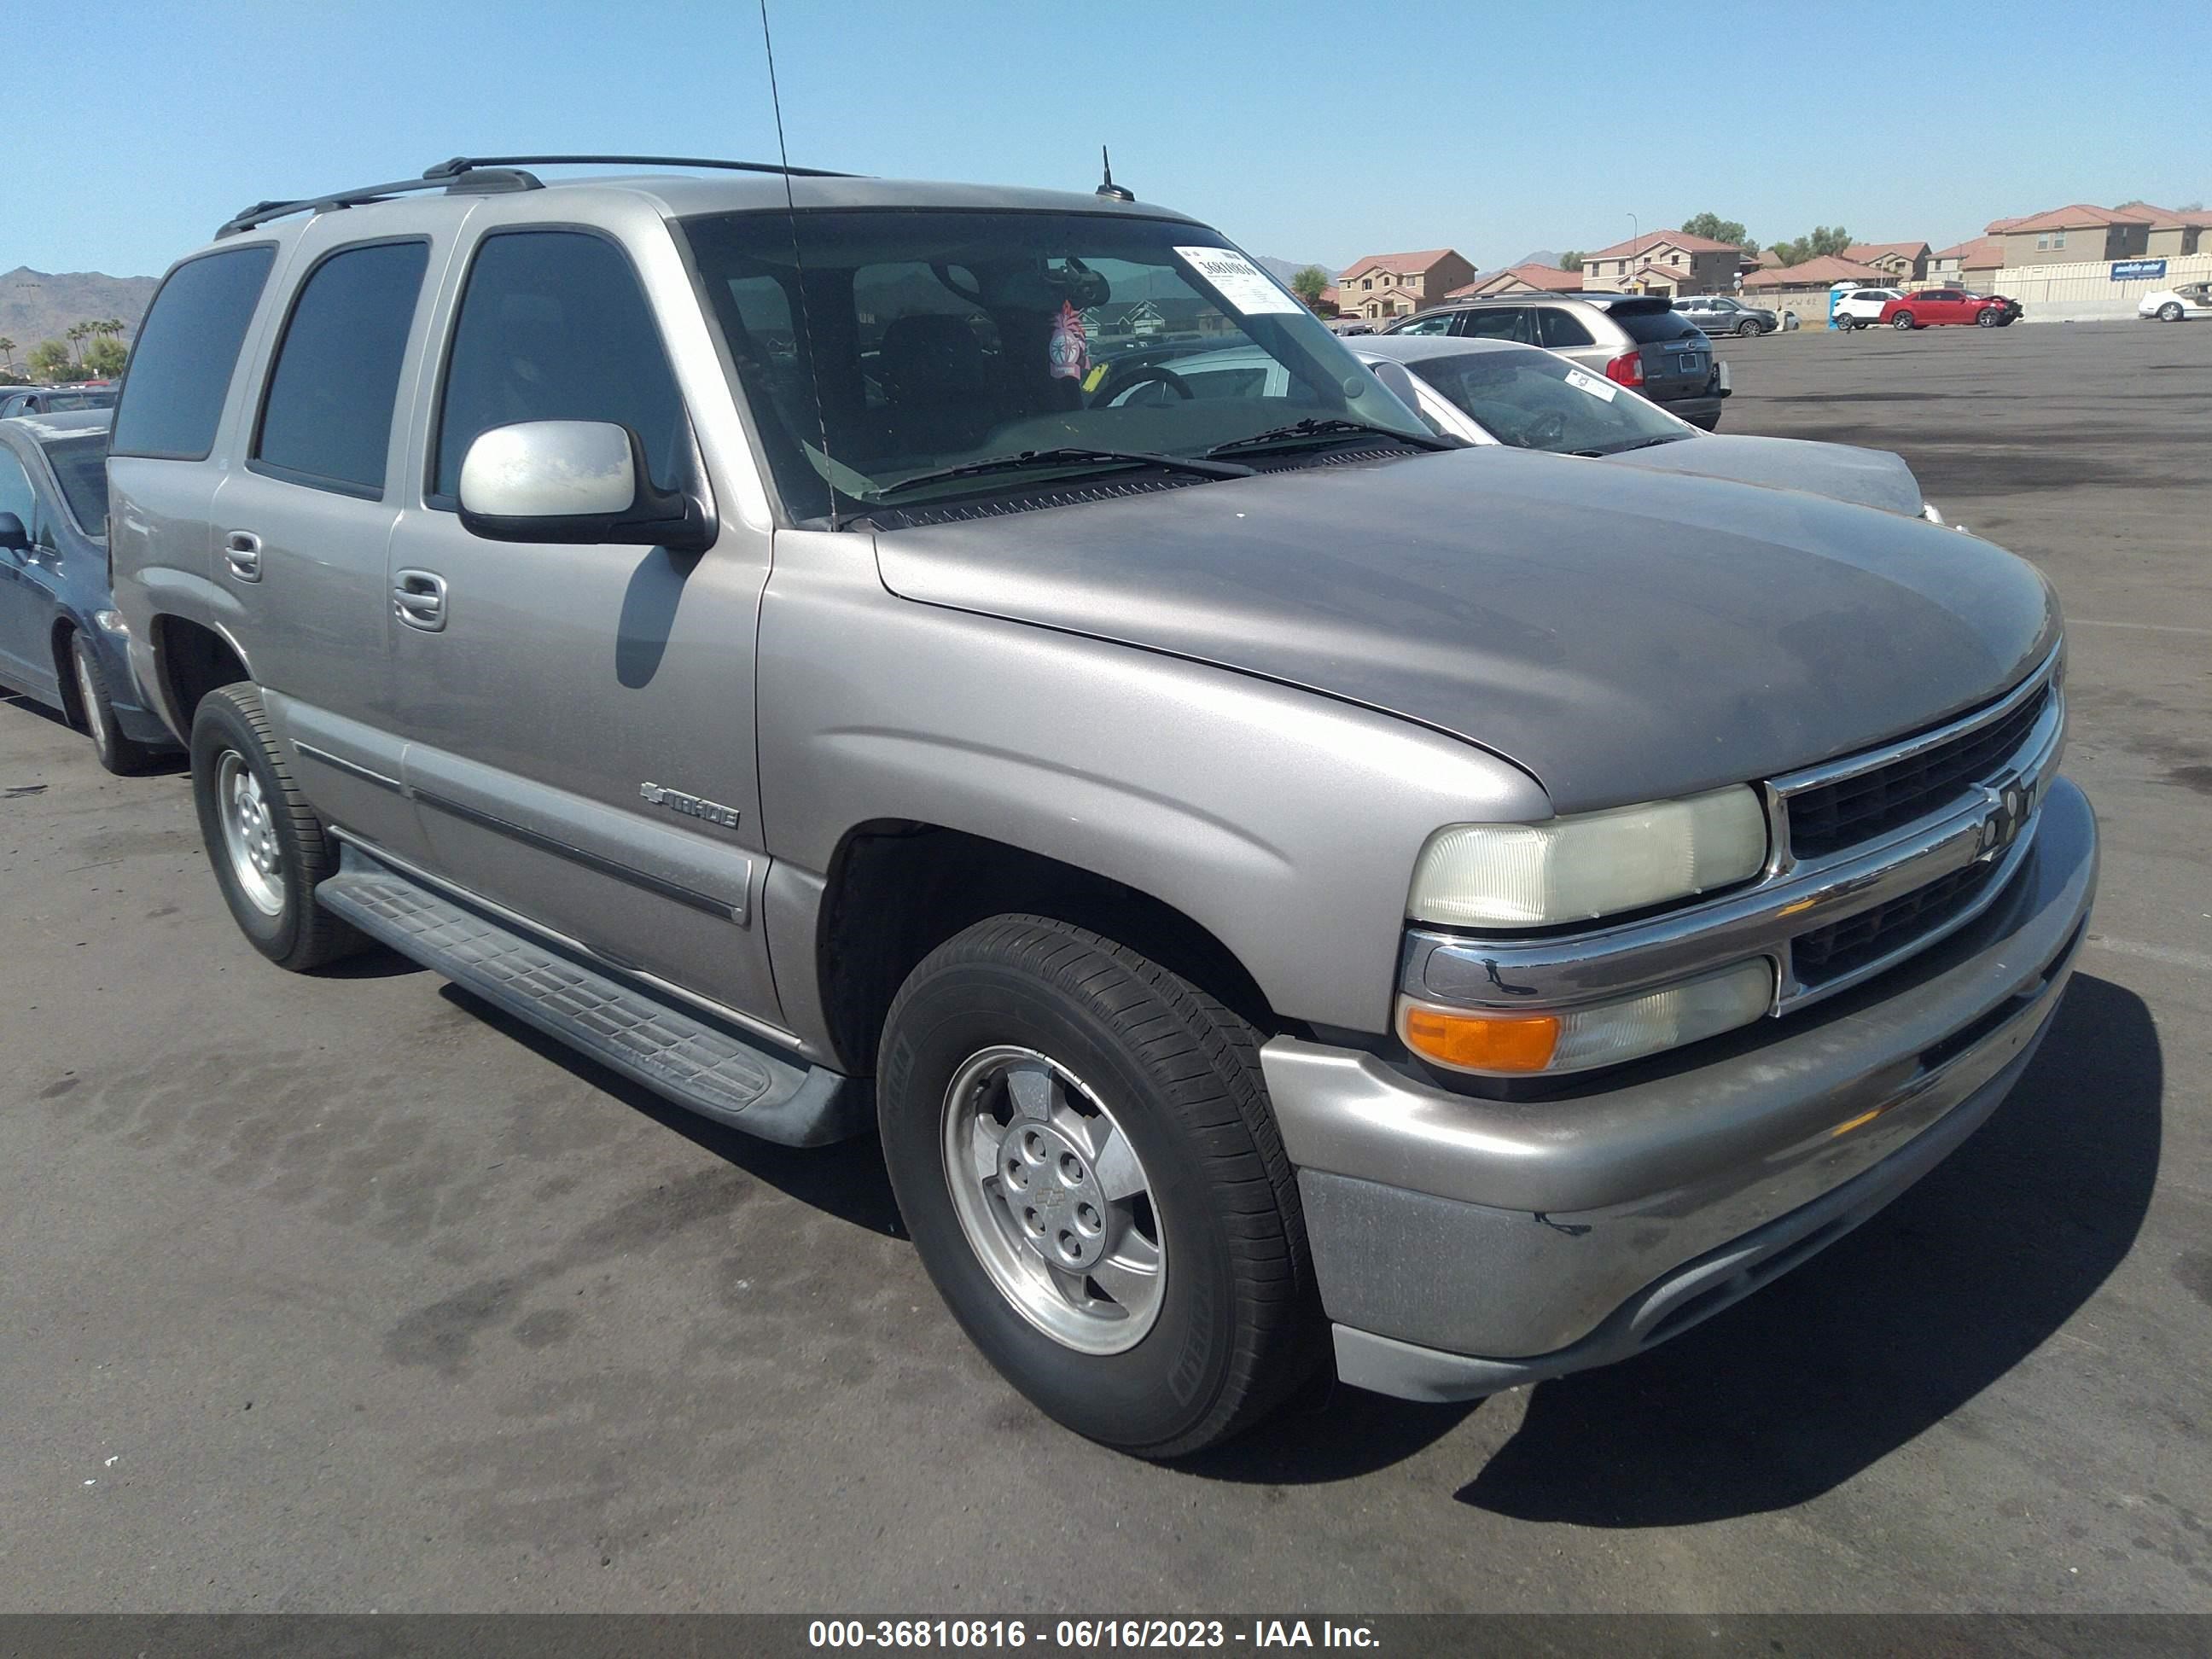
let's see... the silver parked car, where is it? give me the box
[1672,292,1778,336]
[109,155,2094,1455]
[1384,292,1731,428]
[1354,334,1955,521]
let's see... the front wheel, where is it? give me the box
[1892,311,1916,330]
[1736,318,1763,336]
[69,633,159,776]
[1976,306,2000,327]
[878,915,1323,1457]
[2161,302,2185,322]
[190,683,365,970]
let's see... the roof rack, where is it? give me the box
[216,167,542,238]
[422,154,856,182]
[215,153,855,239]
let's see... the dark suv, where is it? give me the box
[1383,294,1728,428]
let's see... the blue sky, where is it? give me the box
[10,0,2204,278]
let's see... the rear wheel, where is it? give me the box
[1892,311,1916,330]
[68,633,158,776]
[190,683,365,970]
[878,915,1324,1457]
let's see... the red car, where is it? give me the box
[1877,288,2022,330]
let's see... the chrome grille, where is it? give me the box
[1787,683,2052,859]
[1791,860,2001,987]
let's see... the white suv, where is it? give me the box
[1833,286,1901,330]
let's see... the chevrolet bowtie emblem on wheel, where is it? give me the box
[1976,777,2031,861]
[639,783,742,830]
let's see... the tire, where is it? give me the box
[1736,318,1762,336]
[68,632,159,776]
[1976,306,2000,327]
[189,683,365,971]
[1892,311,1916,330]
[878,914,1323,1457]
[2161,302,2185,322]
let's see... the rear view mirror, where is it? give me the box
[0,512,28,555]
[457,420,713,552]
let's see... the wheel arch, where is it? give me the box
[813,818,1281,1077]
[48,615,86,729]
[148,613,253,738]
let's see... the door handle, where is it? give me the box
[393,568,448,632]
[223,531,263,582]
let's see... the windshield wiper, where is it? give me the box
[1606,434,1694,454]
[864,446,1254,500]
[1204,417,1453,457]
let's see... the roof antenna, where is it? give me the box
[1096,146,1134,203]
[760,0,842,530]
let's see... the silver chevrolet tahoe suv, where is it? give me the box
[108,156,2096,1456]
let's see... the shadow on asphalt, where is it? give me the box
[435,982,907,1237]
[1454,974,2160,1524]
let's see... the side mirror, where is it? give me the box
[457,421,713,552]
[0,512,28,555]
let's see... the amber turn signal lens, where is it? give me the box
[1400,1004,1562,1074]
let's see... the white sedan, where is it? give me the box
[2139,281,2211,321]
[1353,334,1957,524]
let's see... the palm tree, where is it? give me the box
[66,323,90,373]
[0,337,15,375]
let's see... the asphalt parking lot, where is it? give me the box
[2,321,2207,1615]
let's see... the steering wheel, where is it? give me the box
[1522,410,1568,449]
[1090,364,1196,408]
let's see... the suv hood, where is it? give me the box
[870,448,2057,812]
[1602,433,1926,516]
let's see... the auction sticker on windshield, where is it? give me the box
[1564,369,1618,401]
[1174,247,1302,316]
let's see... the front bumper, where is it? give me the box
[1261,775,2097,1401]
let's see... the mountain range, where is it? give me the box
[0,267,158,362]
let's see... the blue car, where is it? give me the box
[0,410,175,771]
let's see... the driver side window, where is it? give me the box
[0,451,35,543]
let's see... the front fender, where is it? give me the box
[756,531,1551,1034]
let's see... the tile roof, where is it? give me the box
[2118,201,2212,229]
[1337,248,1464,282]
[1932,236,2005,266]
[1453,262,1584,296]
[1842,242,1930,263]
[1585,229,1743,260]
[1742,255,1892,290]
[1996,203,2154,233]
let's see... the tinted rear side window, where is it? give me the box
[254,240,428,496]
[41,434,111,533]
[110,245,276,460]
[1609,306,1703,344]
[433,230,687,501]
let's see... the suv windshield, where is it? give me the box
[1407,344,1691,456]
[679,209,1437,521]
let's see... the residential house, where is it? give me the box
[2119,203,2212,259]
[1993,205,2152,266]
[1336,247,1477,323]
[1741,255,1893,325]
[1841,242,1931,284]
[1929,237,2005,288]
[1579,230,1744,295]
[1448,263,1584,298]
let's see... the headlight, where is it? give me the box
[1400,958,1775,1075]
[1407,786,1767,928]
